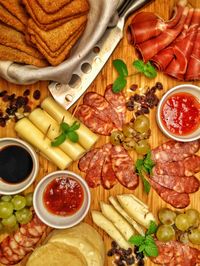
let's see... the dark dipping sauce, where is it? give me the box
[161,92,200,136]
[0,145,33,184]
[43,176,84,216]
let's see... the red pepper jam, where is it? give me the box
[161,92,200,136]
[43,176,84,216]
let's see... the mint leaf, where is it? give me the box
[139,245,146,253]
[112,76,127,93]
[129,235,145,246]
[60,122,69,134]
[144,243,158,257]
[146,221,157,235]
[113,59,128,77]
[69,121,80,131]
[135,159,144,174]
[141,175,151,194]
[144,62,157,79]
[144,235,155,245]
[133,60,145,72]
[68,131,79,143]
[51,133,66,146]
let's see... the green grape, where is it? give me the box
[15,208,32,224]
[133,115,150,133]
[0,222,3,232]
[4,223,19,234]
[123,138,136,150]
[135,140,150,155]
[1,195,12,202]
[12,195,26,211]
[110,130,124,145]
[179,232,189,244]
[188,229,200,244]
[25,192,33,207]
[175,214,190,231]
[122,124,137,138]
[185,209,200,227]
[158,208,176,225]
[2,214,17,228]
[0,201,14,219]
[156,225,175,242]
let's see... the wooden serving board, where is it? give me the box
[0,0,200,265]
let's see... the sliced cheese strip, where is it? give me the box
[41,97,98,150]
[15,118,72,169]
[29,108,85,161]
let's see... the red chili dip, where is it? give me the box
[161,92,200,136]
[43,176,84,216]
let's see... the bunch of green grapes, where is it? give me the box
[156,208,200,245]
[110,115,151,155]
[0,192,33,233]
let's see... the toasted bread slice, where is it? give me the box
[36,0,72,14]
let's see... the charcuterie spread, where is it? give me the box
[0,0,199,266]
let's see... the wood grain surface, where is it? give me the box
[0,0,199,265]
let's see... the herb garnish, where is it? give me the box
[136,151,154,194]
[129,220,158,257]
[133,60,157,79]
[51,121,80,146]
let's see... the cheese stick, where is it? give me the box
[41,97,98,150]
[15,118,72,170]
[29,108,85,161]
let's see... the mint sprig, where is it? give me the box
[133,60,157,79]
[112,59,128,93]
[129,221,158,257]
[136,151,155,194]
[51,121,80,146]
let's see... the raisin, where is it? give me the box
[126,101,134,111]
[0,110,3,117]
[141,106,149,114]
[2,95,9,102]
[135,110,144,116]
[4,115,9,121]
[126,256,135,265]
[33,90,41,100]
[111,241,118,248]
[23,105,31,112]
[136,252,144,260]
[125,248,132,256]
[138,259,144,266]
[6,107,17,115]
[0,118,6,127]
[115,260,125,266]
[155,82,163,90]
[130,84,138,91]
[107,249,115,257]
[8,94,16,101]
[23,89,30,96]
[16,96,26,107]
[134,246,139,253]
[0,90,7,97]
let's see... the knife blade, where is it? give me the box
[49,0,153,109]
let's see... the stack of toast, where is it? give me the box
[0,0,89,67]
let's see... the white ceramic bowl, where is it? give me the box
[156,84,200,142]
[33,170,91,229]
[0,138,39,195]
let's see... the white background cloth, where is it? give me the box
[0,0,120,84]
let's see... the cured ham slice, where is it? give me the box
[135,6,189,62]
[127,0,187,44]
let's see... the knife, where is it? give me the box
[49,0,153,109]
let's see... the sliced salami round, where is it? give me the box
[78,148,100,172]
[151,174,199,193]
[8,236,28,256]
[14,231,40,248]
[104,85,126,126]
[75,104,114,135]
[83,92,122,130]
[111,145,139,190]
[1,237,22,264]
[149,179,190,208]
[152,140,200,163]
[151,240,174,264]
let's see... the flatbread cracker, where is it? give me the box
[0,44,48,67]
[0,4,25,32]
[36,0,72,14]
[29,24,86,58]
[30,26,85,65]
[0,23,44,59]
[22,0,89,25]
[0,0,28,26]
[27,15,87,52]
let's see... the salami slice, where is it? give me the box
[8,236,28,256]
[85,144,110,188]
[101,145,117,189]
[149,179,190,208]
[104,85,126,126]
[151,240,174,264]
[152,140,200,163]
[153,155,200,176]
[1,237,22,264]
[0,248,10,265]
[83,92,122,129]
[111,145,139,190]
[14,231,40,248]
[75,104,114,135]
[78,148,99,172]
[151,174,199,193]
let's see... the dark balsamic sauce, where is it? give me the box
[0,145,33,184]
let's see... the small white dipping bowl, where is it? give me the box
[156,84,200,142]
[0,138,39,195]
[33,170,91,229]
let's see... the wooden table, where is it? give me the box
[0,0,199,265]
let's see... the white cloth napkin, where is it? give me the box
[0,0,120,84]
